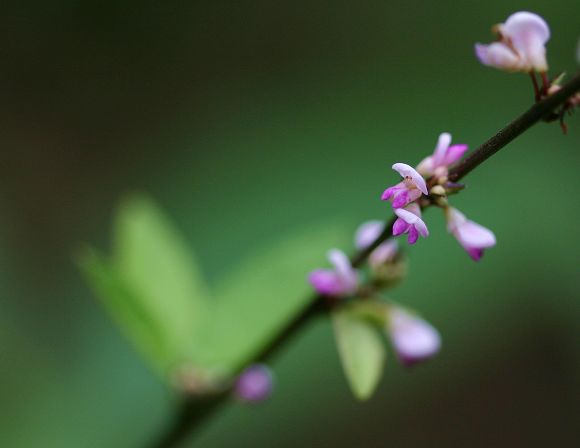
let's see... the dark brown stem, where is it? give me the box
[530,72,541,102]
[151,70,580,448]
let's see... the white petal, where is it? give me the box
[502,11,550,71]
[456,220,496,248]
[432,132,452,167]
[446,206,467,232]
[475,42,522,71]
[388,307,441,363]
[392,163,428,195]
[354,220,385,250]
[394,208,419,225]
[503,11,550,45]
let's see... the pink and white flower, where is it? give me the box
[381,163,428,208]
[387,306,441,367]
[355,220,399,269]
[475,11,550,73]
[308,249,358,297]
[446,207,496,261]
[416,132,469,177]
[393,204,429,245]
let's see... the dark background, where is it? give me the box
[1,1,579,447]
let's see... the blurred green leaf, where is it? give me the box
[113,194,211,366]
[201,222,350,375]
[332,307,386,400]
[77,247,171,375]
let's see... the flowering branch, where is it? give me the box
[151,68,580,448]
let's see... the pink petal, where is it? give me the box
[388,307,441,367]
[407,226,419,244]
[391,189,411,209]
[308,270,343,296]
[381,186,397,201]
[466,248,484,262]
[354,220,385,250]
[442,144,469,167]
[393,217,410,236]
[392,163,428,195]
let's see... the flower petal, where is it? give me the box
[355,220,385,250]
[388,307,441,367]
[502,12,550,71]
[432,132,452,167]
[369,240,398,267]
[308,270,344,296]
[442,144,469,167]
[392,163,428,195]
[392,217,410,236]
[456,220,496,248]
[328,249,357,294]
[407,226,419,245]
[475,42,521,71]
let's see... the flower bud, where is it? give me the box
[235,364,273,403]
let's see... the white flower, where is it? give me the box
[475,11,550,73]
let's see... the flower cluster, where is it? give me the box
[383,132,496,260]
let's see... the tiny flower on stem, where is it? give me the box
[446,207,496,261]
[309,249,358,297]
[475,11,550,73]
[355,220,399,268]
[235,364,273,403]
[416,132,469,178]
[381,163,428,208]
[386,306,441,367]
[393,203,429,245]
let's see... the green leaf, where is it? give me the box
[200,221,350,375]
[113,194,211,365]
[76,247,171,375]
[332,307,386,400]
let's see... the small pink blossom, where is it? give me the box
[475,11,550,73]
[308,249,358,297]
[393,204,429,245]
[235,364,273,403]
[355,220,399,268]
[446,207,496,261]
[416,132,468,177]
[387,306,441,367]
[381,163,428,208]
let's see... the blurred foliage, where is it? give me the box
[1,0,579,447]
[80,195,351,384]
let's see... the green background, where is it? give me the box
[2,1,579,447]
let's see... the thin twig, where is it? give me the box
[151,71,580,448]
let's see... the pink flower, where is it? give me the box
[475,11,550,73]
[355,220,399,269]
[387,306,441,367]
[446,207,496,261]
[308,249,358,297]
[393,204,429,245]
[416,132,469,177]
[381,163,429,208]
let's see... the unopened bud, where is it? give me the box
[429,185,446,197]
[235,364,273,403]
